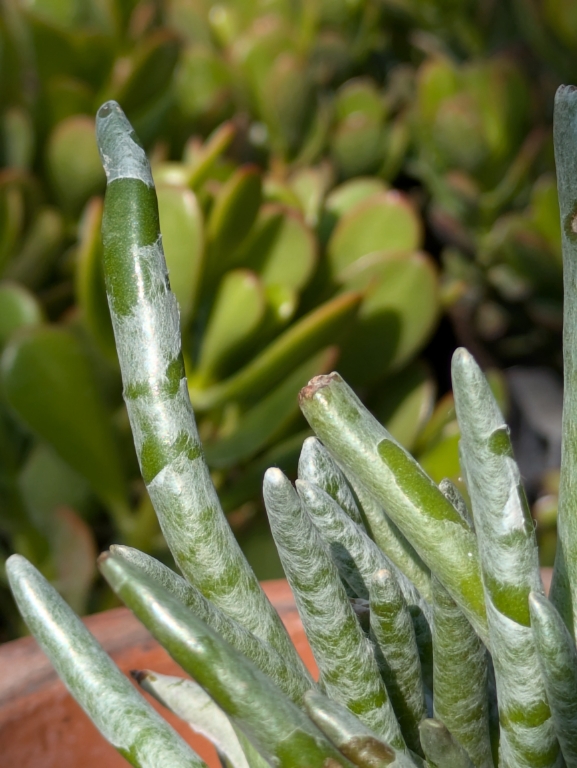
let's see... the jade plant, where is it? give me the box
[0,5,444,638]
[7,87,577,767]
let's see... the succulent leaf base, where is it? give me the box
[8,87,577,768]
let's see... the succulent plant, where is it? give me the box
[7,87,577,767]
[0,0,446,640]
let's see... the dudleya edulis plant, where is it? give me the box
[8,85,577,768]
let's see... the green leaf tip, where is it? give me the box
[95,101,154,187]
[7,554,206,768]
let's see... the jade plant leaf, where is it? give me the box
[51,507,97,615]
[5,206,64,290]
[205,165,262,274]
[204,346,337,468]
[75,197,117,361]
[0,281,43,349]
[189,290,362,410]
[46,116,106,216]
[196,268,265,382]
[0,325,127,509]
[337,251,440,384]
[370,362,435,451]
[327,191,423,280]
[156,183,204,327]
[236,204,317,292]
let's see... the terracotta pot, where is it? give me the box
[0,579,318,768]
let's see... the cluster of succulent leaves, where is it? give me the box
[2,0,577,637]
[0,0,452,638]
[8,88,577,768]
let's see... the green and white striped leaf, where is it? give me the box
[530,591,577,767]
[110,545,314,702]
[99,552,356,768]
[298,373,486,642]
[452,348,560,767]
[6,555,206,768]
[96,100,303,673]
[369,569,427,755]
[297,436,365,528]
[263,467,405,749]
[431,575,492,768]
[303,690,419,768]
[419,719,474,768]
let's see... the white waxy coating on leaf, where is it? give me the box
[451,348,560,768]
[263,467,404,748]
[530,591,577,767]
[298,436,366,527]
[298,375,483,633]
[111,546,314,702]
[296,479,432,628]
[347,475,432,604]
[111,236,181,394]
[431,576,492,768]
[98,107,306,678]
[96,101,155,187]
[6,555,205,768]
[137,673,250,768]
[369,569,427,754]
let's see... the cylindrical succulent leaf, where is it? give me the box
[298,372,487,643]
[369,569,427,755]
[98,552,356,768]
[347,476,432,604]
[263,467,405,749]
[530,591,577,767]
[431,575,493,768]
[303,691,420,768]
[110,545,314,702]
[95,100,304,674]
[452,348,560,768]
[297,479,431,620]
[133,671,255,768]
[419,719,474,768]
[6,555,206,768]
[550,84,577,638]
[297,436,366,527]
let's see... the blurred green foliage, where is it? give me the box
[0,0,573,636]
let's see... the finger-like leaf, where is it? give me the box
[530,591,577,767]
[134,671,251,768]
[6,555,206,768]
[298,373,486,642]
[346,476,432,604]
[369,569,427,754]
[263,468,405,749]
[296,479,432,641]
[110,545,314,702]
[431,576,492,768]
[297,436,365,528]
[99,552,355,768]
[452,348,559,767]
[96,100,302,671]
[419,719,474,768]
[304,691,396,768]
[550,85,577,636]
